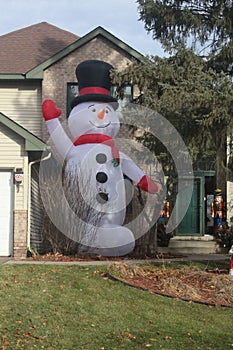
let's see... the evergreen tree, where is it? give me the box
[112,47,233,194]
[137,0,233,75]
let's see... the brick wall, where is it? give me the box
[13,210,27,258]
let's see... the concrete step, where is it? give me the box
[167,235,225,255]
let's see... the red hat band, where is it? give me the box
[79,86,110,96]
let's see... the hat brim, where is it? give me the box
[71,94,119,110]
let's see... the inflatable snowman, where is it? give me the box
[42,60,158,256]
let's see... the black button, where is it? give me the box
[96,153,107,164]
[96,192,108,203]
[96,172,108,183]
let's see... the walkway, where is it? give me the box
[0,253,230,266]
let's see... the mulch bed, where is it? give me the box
[108,263,233,308]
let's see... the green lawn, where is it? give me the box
[0,262,232,350]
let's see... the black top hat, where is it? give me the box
[71,60,118,110]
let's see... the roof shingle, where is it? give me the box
[0,22,79,74]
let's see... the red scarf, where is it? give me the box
[73,134,120,165]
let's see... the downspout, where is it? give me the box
[27,152,51,254]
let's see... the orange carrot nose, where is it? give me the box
[97,109,105,119]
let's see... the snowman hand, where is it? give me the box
[137,175,158,194]
[42,100,62,121]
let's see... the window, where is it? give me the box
[67,83,79,116]
[67,83,133,116]
[110,85,133,110]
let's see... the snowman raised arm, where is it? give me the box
[42,60,158,256]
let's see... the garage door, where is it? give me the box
[0,171,12,256]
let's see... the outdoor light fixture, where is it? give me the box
[14,168,24,185]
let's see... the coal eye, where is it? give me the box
[105,109,109,114]
[92,108,96,112]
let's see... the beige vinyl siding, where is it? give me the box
[30,164,44,253]
[0,81,42,138]
[0,123,28,210]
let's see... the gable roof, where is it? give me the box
[0,22,79,75]
[0,25,144,79]
[0,112,47,151]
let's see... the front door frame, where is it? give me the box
[0,169,14,256]
[175,175,205,235]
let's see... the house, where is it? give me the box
[0,22,227,258]
[0,22,145,257]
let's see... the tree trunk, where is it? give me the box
[215,139,227,199]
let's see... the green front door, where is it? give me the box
[176,177,204,235]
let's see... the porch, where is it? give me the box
[162,235,227,255]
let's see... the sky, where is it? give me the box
[0,0,166,57]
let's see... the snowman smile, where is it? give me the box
[89,121,111,128]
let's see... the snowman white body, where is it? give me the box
[45,101,146,256]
